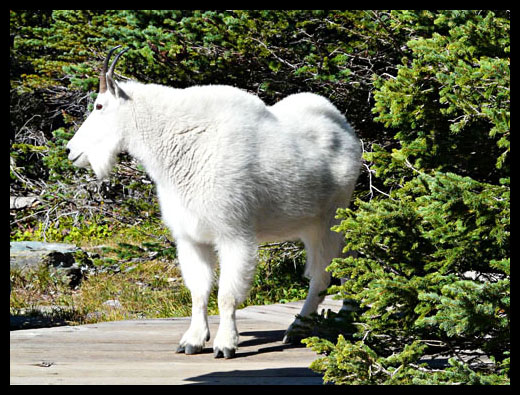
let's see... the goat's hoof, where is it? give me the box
[282,331,305,345]
[213,347,236,359]
[282,334,293,344]
[185,344,204,355]
[176,343,203,355]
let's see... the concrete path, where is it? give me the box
[10,296,342,385]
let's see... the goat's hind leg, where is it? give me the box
[283,226,342,344]
[176,239,216,355]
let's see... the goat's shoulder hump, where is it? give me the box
[270,92,343,121]
[273,92,334,108]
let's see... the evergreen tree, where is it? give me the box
[303,10,509,385]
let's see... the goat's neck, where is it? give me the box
[125,94,205,194]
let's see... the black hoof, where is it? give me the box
[213,347,236,359]
[185,344,203,354]
[176,343,203,355]
[282,332,305,345]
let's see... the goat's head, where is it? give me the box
[66,46,130,179]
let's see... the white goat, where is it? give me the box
[66,46,361,358]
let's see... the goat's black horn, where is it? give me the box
[99,45,122,93]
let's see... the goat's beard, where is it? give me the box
[89,147,118,180]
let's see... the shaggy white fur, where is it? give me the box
[67,79,361,358]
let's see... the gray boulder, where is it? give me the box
[10,241,91,287]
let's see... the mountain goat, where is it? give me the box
[66,46,361,359]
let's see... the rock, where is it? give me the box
[10,241,79,268]
[10,241,79,269]
[10,241,91,287]
[10,196,40,210]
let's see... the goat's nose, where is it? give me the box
[65,148,70,156]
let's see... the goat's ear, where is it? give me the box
[106,74,130,101]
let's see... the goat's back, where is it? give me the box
[129,84,361,237]
[203,89,361,227]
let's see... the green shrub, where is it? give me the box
[304,10,509,385]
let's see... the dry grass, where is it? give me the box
[10,258,199,327]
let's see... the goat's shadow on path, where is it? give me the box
[236,329,304,358]
[195,330,304,358]
[192,330,305,359]
[184,330,321,385]
[184,367,322,385]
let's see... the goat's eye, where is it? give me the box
[96,104,103,110]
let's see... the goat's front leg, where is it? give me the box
[213,237,257,359]
[175,239,216,355]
